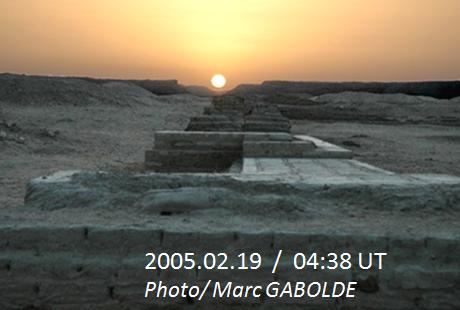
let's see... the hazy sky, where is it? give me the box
[1,0,459,88]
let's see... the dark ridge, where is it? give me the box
[75,75,187,95]
[184,85,216,97]
[230,80,460,99]
[0,73,188,99]
[125,79,187,95]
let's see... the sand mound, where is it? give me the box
[312,92,443,105]
[264,91,460,125]
[229,80,460,99]
[0,74,185,106]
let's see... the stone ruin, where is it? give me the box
[145,95,351,172]
[4,95,459,309]
[187,96,291,132]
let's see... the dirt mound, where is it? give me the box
[0,74,187,106]
[184,85,216,97]
[312,91,443,105]
[230,80,460,99]
[261,92,460,125]
[228,83,261,95]
[125,79,187,95]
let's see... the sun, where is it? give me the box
[211,74,226,89]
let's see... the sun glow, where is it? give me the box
[211,74,227,89]
[1,1,460,86]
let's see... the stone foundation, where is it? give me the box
[1,226,459,309]
[145,132,338,172]
[2,162,459,309]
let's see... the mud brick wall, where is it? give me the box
[1,226,459,309]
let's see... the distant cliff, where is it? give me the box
[230,81,460,99]
[0,73,189,105]
[77,76,187,95]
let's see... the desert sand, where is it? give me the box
[2,75,460,211]
[1,74,460,309]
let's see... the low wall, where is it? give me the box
[1,226,459,309]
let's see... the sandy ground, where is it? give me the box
[1,93,460,211]
[0,95,210,209]
[293,121,460,175]
[1,77,459,310]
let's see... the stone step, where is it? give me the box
[242,121,291,132]
[154,141,242,151]
[243,132,293,142]
[213,96,247,109]
[145,149,241,172]
[251,105,284,115]
[154,131,294,148]
[186,122,242,132]
[244,141,353,159]
[154,131,245,148]
[244,115,291,122]
[243,141,316,157]
[203,107,246,116]
[185,115,244,131]
[188,115,231,121]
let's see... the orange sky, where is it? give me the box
[1,0,459,89]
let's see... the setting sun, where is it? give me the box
[211,74,227,89]
[1,1,460,87]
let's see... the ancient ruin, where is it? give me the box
[1,95,459,309]
[145,96,351,172]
